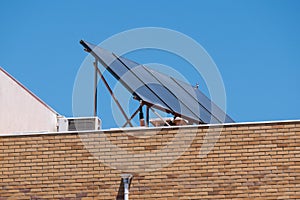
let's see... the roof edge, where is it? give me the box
[1,119,299,137]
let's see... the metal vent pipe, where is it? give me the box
[121,174,133,200]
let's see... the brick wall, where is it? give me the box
[0,120,299,199]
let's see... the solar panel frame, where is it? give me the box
[80,40,234,124]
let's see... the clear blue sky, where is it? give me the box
[1,1,299,128]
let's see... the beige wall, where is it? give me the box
[0,68,57,134]
[0,120,299,199]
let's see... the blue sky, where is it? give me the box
[1,1,299,128]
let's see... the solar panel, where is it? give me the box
[80,40,234,124]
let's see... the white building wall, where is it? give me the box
[0,68,58,134]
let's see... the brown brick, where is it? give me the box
[0,121,300,199]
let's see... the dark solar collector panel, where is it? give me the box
[80,40,234,124]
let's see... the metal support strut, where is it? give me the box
[93,59,98,117]
[92,59,133,127]
[146,105,150,127]
[122,103,143,128]
[150,107,171,126]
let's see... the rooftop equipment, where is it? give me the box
[57,116,101,132]
[80,40,234,127]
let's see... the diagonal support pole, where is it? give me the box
[122,104,143,128]
[93,59,133,127]
[150,107,171,126]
